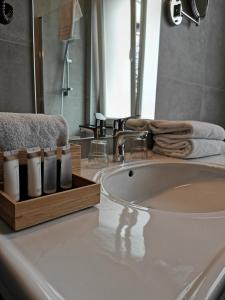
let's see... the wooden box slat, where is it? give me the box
[0,191,16,228]
[0,174,100,231]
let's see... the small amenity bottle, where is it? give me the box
[43,147,57,194]
[60,144,72,190]
[27,147,42,198]
[3,150,20,201]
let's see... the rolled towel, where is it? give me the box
[125,118,150,131]
[0,113,69,151]
[153,136,225,159]
[149,120,225,140]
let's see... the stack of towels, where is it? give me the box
[126,119,225,159]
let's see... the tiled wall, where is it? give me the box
[155,0,225,127]
[0,0,34,113]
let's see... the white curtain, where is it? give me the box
[86,0,162,123]
[140,0,162,119]
[88,0,131,121]
[86,0,105,125]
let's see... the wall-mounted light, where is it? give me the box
[0,0,13,25]
[168,0,209,26]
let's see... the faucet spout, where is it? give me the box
[113,130,148,162]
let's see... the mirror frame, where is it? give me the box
[32,0,45,114]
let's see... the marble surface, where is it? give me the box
[1,153,225,299]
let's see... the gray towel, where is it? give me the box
[149,120,225,140]
[0,113,69,151]
[153,137,225,159]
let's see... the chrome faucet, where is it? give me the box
[113,117,148,162]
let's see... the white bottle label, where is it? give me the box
[4,159,20,201]
[28,156,42,198]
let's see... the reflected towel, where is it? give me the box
[153,137,225,159]
[125,119,150,131]
[59,0,76,41]
[149,120,225,140]
[59,0,83,41]
[0,113,69,151]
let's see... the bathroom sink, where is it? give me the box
[98,161,225,213]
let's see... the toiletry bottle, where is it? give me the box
[27,148,42,198]
[60,144,72,190]
[43,148,57,194]
[3,150,20,201]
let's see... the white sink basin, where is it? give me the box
[99,161,225,213]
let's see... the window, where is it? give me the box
[103,0,131,118]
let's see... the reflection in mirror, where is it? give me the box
[168,0,209,26]
[34,0,88,136]
[191,0,209,18]
[33,0,162,137]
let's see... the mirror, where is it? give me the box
[33,0,89,137]
[33,0,162,138]
[168,0,209,26]
[191,0,209,18]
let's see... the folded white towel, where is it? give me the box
[125,119,150,131]
[0,113,69,151]
[153,136,225,159]
[149,120,225,140]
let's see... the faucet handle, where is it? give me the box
[95,112,106,138]
[95,112,106,121]
[113,115,140,132]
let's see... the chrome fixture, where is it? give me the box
[61,40,74,115]
[168,0,209,26]
[113,117,147,162]
[62,41,73,97]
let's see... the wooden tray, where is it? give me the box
[0,144,100,231]
[0,174,100,231]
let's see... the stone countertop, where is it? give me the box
[0,153,225,299]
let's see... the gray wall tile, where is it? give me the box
[0,0,34,113]
[156,0,225,128]
[0,0,32,45]
[204,1,225,90]
[0,41,34,112]
[155,76,203,120]
[200,87,225,127]
[158,2,208,86]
